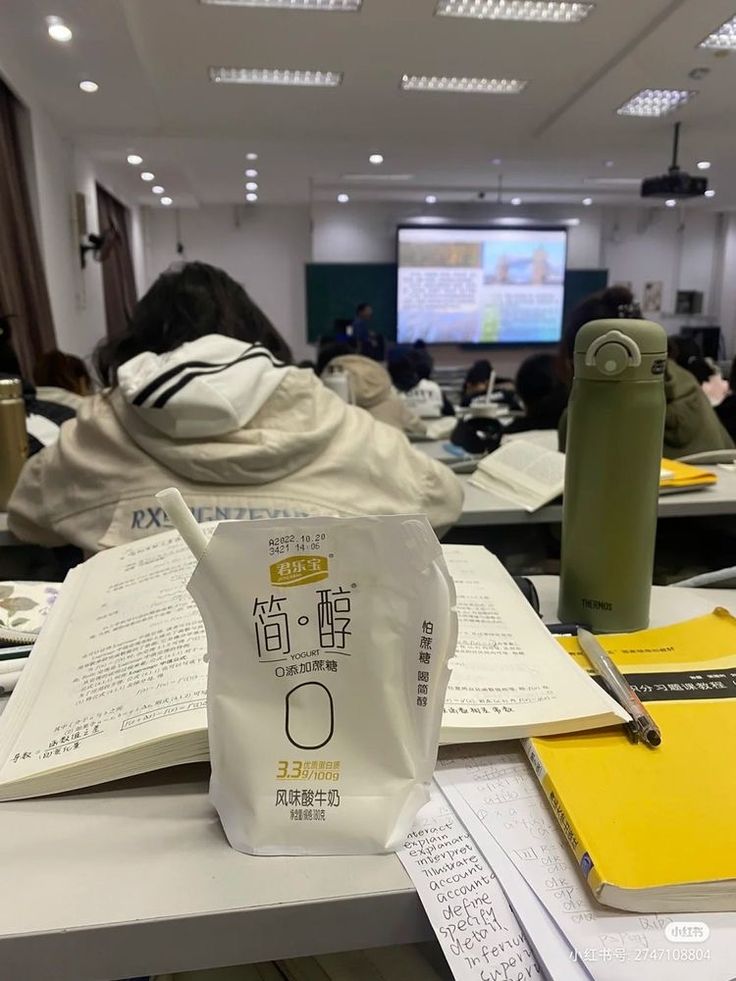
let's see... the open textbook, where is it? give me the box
[0,532,624,800]
[470,439,717,512]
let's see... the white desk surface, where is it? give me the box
[414,441,736,527]
[0,583,734,981]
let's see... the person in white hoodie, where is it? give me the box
[8,263,462,552]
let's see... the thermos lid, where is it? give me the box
[0,376,23,400]
[574,318,667,381]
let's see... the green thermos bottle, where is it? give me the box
[558,318,667,632]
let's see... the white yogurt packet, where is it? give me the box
[187,513,457,856]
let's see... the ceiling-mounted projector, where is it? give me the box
[640,122,708,200]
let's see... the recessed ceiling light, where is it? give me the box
[425,194,437,204]
[401,74,527,94]
[79,80,99,93]
[704,189,716,198]
[617,88,696,117]
[511,196,522,205]
[699,14,736,49]
[604,159,614,167]
[697,160,711,170]
[337,193,350,203]
[245,168,258,177]
[582,197,593,205]
[491,157,502,165]
[209,66,342,86]
[161,196,173,206]
[127,153,143,166]
[46,15,72,42]
[369,153,384,165]
[246,152,258,160]
[436,0,594,23]
[141,172,155,181]
[246,192,258,202]
[201,0,361,7]
[152,185,165,194]
[245,181,258,191]
[665,198,677,207]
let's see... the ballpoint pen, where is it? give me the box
[577,627,662,748]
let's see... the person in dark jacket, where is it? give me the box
[505,353,568,433]
[0,316,74,455]
[716,358,736,443]
[558,286,733,458]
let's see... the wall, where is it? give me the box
[311,200,729,368]
[312,201,602,269]
[600,207,722,337]
[143,204,313,361]
[1,48,145,364]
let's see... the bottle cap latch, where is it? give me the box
[584,330,642,377]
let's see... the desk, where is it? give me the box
[416,441,736,527]
[0,584,734,981]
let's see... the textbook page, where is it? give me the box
[436,748,736,981]
[470,442,565,512]
[0,531,207,796]
[398,784,544,981]
[440,547,628,742]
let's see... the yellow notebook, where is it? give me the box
[526,609,736,912]
[660,457,717,493]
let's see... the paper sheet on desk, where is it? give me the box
[435,748,736,981]
[398,785,546,981]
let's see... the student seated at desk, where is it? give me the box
[7,263,462,552]
[505,353,567,434]
[558,286,734,458]
[386,345,454,420]
[460,359,493,406]
[33,349,93,412]
[0,318,75,454]
[317,342,426,436]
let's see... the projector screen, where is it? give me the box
[397,226,568,345]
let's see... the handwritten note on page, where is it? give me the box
[399,785,542,981]
[436,748,736,981]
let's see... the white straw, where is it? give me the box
[156,487,209,561]
[0,658,27,675]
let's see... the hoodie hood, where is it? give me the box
[117,335,289,438]
[110,335,356,485]
[325,354,392,409]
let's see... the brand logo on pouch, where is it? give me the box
[582,598,613,611]
[270,555,329,588]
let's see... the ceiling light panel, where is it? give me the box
[401,74,527,94]
[201,0,360,7]
[699,14,736,49]
[436,0,593,22]
[617,88,695,117]
[209,67,342,86]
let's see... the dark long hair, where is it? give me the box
[34,350,92,395]
[558,285,641,383]
[94,262,292,385]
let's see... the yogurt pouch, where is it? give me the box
[187,513,457,855]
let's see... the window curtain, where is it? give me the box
[95,184,137,338]
[0,77,56,376]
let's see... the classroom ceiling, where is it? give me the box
[3,0,736,209]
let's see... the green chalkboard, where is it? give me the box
[305,264,397,343]
[305,263,608,345]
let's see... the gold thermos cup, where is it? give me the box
[0,377,27,509]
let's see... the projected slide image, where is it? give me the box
[397,227,567,345]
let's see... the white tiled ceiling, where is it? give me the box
[2,0,735,207]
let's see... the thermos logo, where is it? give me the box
[582,598,613,611]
